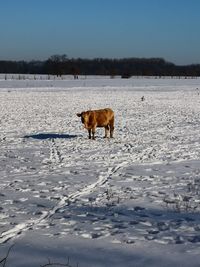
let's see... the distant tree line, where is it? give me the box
[0,55,200,77]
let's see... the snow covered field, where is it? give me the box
[1,77,200,266]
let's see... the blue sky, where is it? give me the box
[0,0,199,65]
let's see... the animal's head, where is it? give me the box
[77,111,91,127]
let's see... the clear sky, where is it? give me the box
[0,0,199,65]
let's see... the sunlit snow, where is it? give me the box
[1,76,200,267]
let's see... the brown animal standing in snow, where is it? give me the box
[77,108,114,139]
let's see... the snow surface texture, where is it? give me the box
[1,77,200,266]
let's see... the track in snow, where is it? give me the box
[0,160,126,244]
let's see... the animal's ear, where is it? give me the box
[76,113,81,117]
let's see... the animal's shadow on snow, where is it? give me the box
[24,133,81,140]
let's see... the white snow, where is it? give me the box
[1,76,200,266]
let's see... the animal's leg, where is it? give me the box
[109,118,114,138]
[88,129,91,139]
[104,125,109,138]
[92,127,96,140]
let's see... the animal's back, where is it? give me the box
[94,108,114,116]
